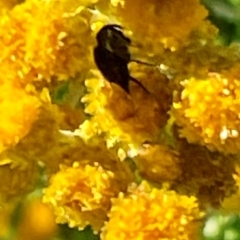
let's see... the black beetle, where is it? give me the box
[94,24,148,93]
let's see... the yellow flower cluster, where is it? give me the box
[0,0,95,153]
[134,144,181,183]
[128,63,172,125]
[43,162,123,233]
[79,69,166,151]
[102,182,204,240]
[113,0,208,51]
[2,0,240,239]
[0,81,40,152]
[172,73,240,154]
[0,152,38,203]
[7,103,66,173]
[172,139,237,207]
[0,0,96,207]
[0,0,94,84]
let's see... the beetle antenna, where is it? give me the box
[129,76,149,93]
[131,59,156,67]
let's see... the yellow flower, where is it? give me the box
[135,144,181,183]
[0,0,94,85]
[9,102,82,174]
[129,63,172,126]
[0,152,38,203]
[172,138,237,208]
[8,103,63,172]
[102,182,204,240]
[172,73,240,154]
[11,102,134,187]
[80,71,163,151]
[43,162,124,233]
[0,81,40,153]
[157,21,219,80]
[113,0,208,50]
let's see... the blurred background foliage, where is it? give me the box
[2,0,240,240]
[201,0,240,44]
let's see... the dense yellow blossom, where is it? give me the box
[172,73,240,154]
[172,138,237,207]
[39,133,135,183]
[102,182,204,240]
[113,0,208,51]
[0,152,38,203]
[156,21,219,80]
[7,104,63,171]
[0,0,94,86]
[80,71,163,150]
[0,81,40,153]
[43,162,125,233]
[7,103,84,174]
[11,102,134,187]
[1,0,240,238]
[129,63,172,126]
[134,144,181,183]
